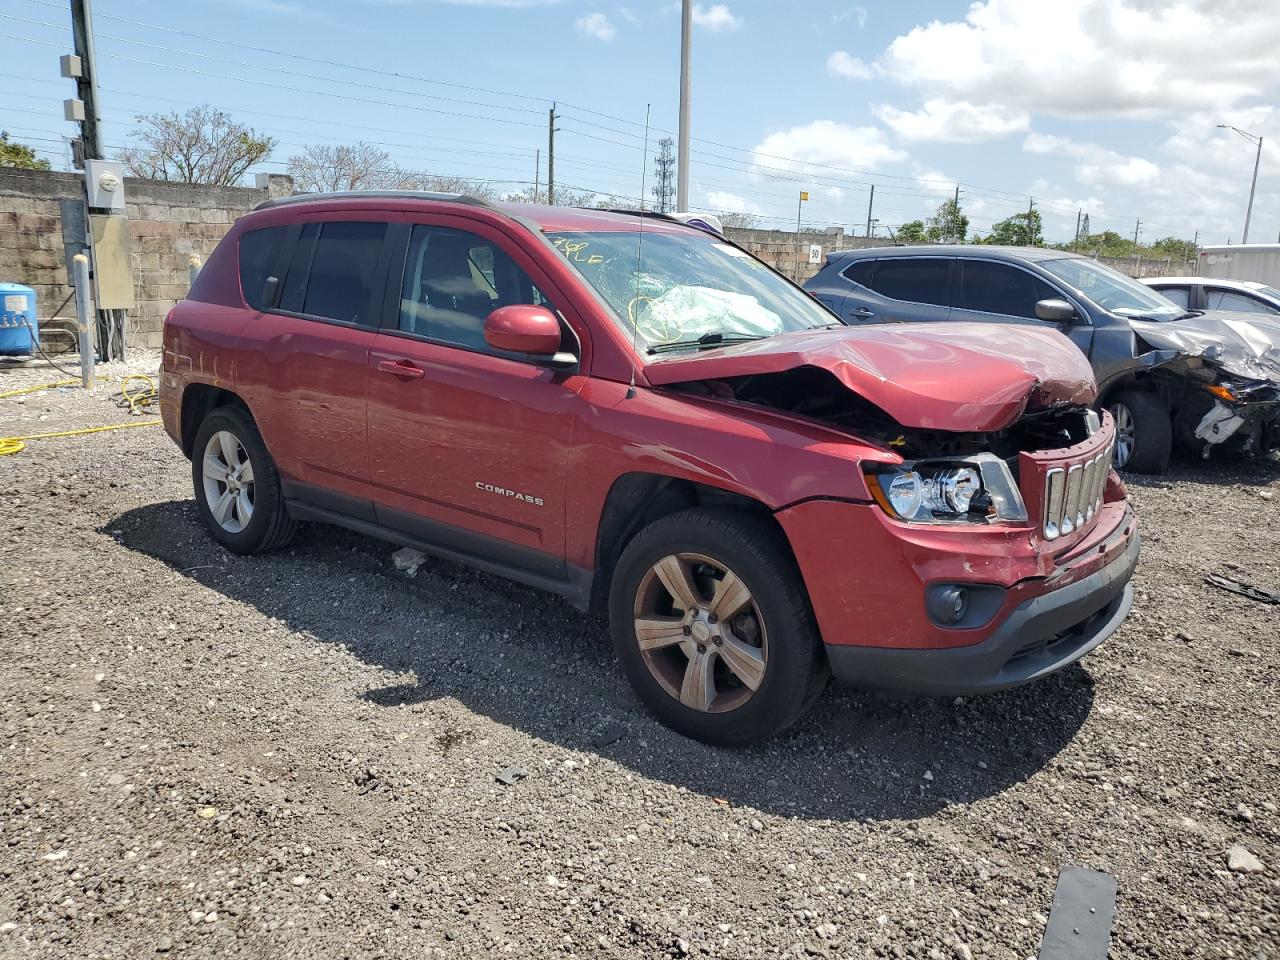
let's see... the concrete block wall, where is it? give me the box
[0,168,283,350]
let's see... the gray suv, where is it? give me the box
[805,246,1280,473]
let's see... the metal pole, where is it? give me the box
[69,0,103,159]
[534,148,540,203]
[1243,136,1261,243]
[547,104,556,205]
[1073,210,1082,252]
[72,253,95,390]
[864,185,875,238]
[676,0,692,212]
[796,191,803,236]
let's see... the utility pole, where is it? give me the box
[1218,125,1263,243]
[1073,210,1082,252]
[69,0,103,161]
[1133,218,1141,247]
[547,104,558,205]
[676,0,692,211]
[796,190,808,236]
[1025,196,1036,245]
[533,148,540,203]
[950,184,960,242]
[652,137,675,213]
[864,185,875,238]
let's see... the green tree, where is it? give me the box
[0,131,50,170]
[980,208,1043,246]
[119,106,275,186]
[896,219,928,243]
[1151,236,1198,260]
[925,197,968,243]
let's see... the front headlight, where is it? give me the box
[866,453,1028,524]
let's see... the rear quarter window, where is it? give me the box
[841,259,876,288]
[238,225,287,310]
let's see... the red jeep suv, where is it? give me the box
[161,192,1140,745]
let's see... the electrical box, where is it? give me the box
[64,98,85,122]
[84,159,127,213]
[60,53,83,78]
[89,214,135,310]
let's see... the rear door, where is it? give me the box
[840,256,954,324]
[365,215,588,575]
[236,215,393,518]
[951,258,1094,356]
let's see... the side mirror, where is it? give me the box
[483,304,562,356]
[1035,298,1077,323]
[260,275,280,309]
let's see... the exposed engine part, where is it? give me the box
[1194,400,1247,455]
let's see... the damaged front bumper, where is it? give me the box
[825,524,1138,695]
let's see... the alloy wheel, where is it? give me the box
[1110,403,1135,469]
[632,552,768,713]
[202,430,255,534]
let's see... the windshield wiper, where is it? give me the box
[647,332,766,355]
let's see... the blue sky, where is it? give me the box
[4,0,1278,244]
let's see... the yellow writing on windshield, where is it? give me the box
[550,236,605,265]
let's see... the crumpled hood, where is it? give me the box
[644,322,1097,432]
[1129,310,1280,384]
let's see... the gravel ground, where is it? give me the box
[1,351,1277,959]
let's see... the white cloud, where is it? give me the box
[692,3,741,32]
[705,190,762,215]
[1022,133,1161,188]
[826,51,872,81]
[751,121,907,177]
[833,5,867,27]
[575,11,616,40]
[874,99,1029,143]
[876,0,1280,118]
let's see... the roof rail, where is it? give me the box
[253,189,498,212]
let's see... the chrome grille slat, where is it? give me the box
[1038,440,1114,542]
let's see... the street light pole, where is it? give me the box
[1218,124,1263,244]
[676,0,692,212]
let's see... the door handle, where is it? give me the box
[378,359,425,379]
[850,307,875,319]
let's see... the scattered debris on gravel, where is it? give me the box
[1,352,1277,958]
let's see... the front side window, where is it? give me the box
[238,225,287,310]
[546,230,838,352]
[1040,257,1183,321]
[1205,289,1279,315]
[399,226,547,351]
[960,261,1061,319]
[867,258,951,306]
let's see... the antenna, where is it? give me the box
[626,103,651,401]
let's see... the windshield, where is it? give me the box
[1040,257,1184,321]
[545,230,839,351]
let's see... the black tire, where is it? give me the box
[1109,390,1172,474]
[609,508,827,746]
[191,405,297,555]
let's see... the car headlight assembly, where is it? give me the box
[866,453,1028,524]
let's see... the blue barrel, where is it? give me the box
[0,283,38,356]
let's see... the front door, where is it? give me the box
[365,217,588,577]
[950,259,1094,357]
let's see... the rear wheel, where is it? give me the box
[191,406,296,554]
[609,509,826,746]
[1109,391,1172,474]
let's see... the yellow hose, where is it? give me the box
[0,419,161,456]
[0,380,81,399]
[121,374,158,414]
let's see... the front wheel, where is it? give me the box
[609,509,827,746]
[1108,391,1172,474]
[191,405,297,554]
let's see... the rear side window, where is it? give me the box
[279,221,388,325]
[238,225,287,310]
[841,259,876,288]
[1156,286,1190,308]
[868,258,950,306]
[960,261,1061,318]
